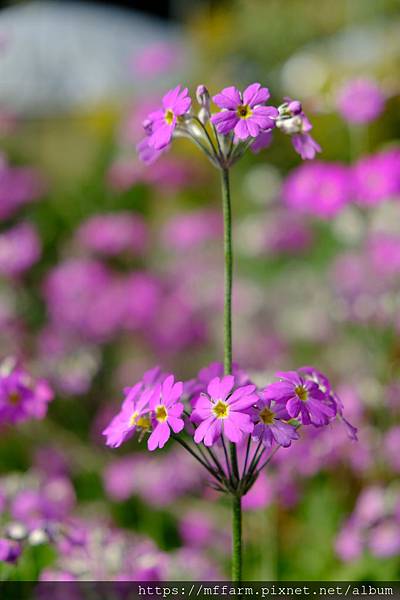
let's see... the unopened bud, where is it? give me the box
[196,85,211,125]
[287,100,302,115]
[196,85,210,108]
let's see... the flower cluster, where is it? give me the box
[103,362,356,495]
[136,83,321,167]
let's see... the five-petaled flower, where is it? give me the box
[251,394,299,448]
[264,370,336,426]
[147,85,191,150]
[147,374,185,450]
[192,375,257,446]
[211,83,278,141]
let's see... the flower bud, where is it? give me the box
[287,100,302,115]
[196,84,211,125]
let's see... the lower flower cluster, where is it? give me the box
[103,363,356,495]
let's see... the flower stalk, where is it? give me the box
[104,81,357,585]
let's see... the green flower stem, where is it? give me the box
[220,166,242,582]
[232,494,243,582]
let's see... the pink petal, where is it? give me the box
[224,418,243,443]
[212,86,241,110]
[168,402,184,417]
[229,394,258,411]
[149,123,174,151]
[234,119,250,140]
[194,417,214,444]
[243,83,270,107]
[168,416,184,434]
[218,375,235,400]
[174,94,191,116]
[211,111,238,135]
[147,422,170,451]
[229,384,256,403]
[204,419,221,447]
[162,85,182,109]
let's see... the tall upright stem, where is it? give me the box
[232,495,242,581]
[221,167,233,375]
[220,166,242,581]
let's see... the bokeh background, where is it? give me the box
[0,0,400,581]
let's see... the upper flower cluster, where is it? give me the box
[136,83,321,168]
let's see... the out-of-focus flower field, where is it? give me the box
[0,0,399,582]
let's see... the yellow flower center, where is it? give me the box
[8,391,21,405]
[164,109,175,125]
[212,400,230,419]
[136,415,151,431]
[259,407,274,425]
[129,411,139,427]
[236,104,253,119]
[295,385,308,402]
[155,404,168,423]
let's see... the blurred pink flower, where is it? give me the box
[0,156,44,220]
[283,161,351,218]
[353,149,400,205]
[161,209,222,251]
[76,212,148,257]
[130,42,182,79]
[0,222,41,277]
[337,78,385,124]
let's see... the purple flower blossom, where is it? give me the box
[283,161,351,218]
[265,370,335,426]
[76,212,148,257]
[147,85,191,151]
[276,99,321,160]
[353,149,400,205]
[147,375,184,451]
[0,358,53,425]
[102,383,152,449]
[211,83,278,140]
[161,209,222,252]
[193,375,256,446]
[337,78,385,124]
[0,222,41,277]
[0,156,44,221]
[251,394,299,448]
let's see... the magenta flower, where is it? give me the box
[211,84,278,140]
[283,162,350,218]
[251,394,299,448]
[353,149,400,205]
[102,383,152,448]
[276,99,321,160]
[0,222,41,277]
[337,78,385,124]
[147,85,191,151]
[265,370,335,426]
[193,376,256,446]
[147,375,184,451]
[76,212,148,257]
[0,359,53,425]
